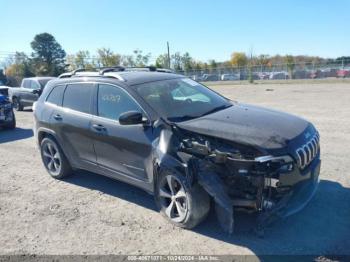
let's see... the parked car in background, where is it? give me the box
[258,72,270,80]
[269,71,288,80]
[221,74,240,81]
[9,77,55,111]
[336,69,350,78]
[0,86,16,129]
[202,74,219,81]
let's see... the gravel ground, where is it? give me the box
[0,82,350,256]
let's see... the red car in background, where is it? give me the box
[337,69,350,78]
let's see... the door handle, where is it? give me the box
[92,124,106,132]
[53,114,62,121]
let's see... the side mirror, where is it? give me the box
[32,89,40,95]
[119,111,147,125]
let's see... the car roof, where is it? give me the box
[57,71,184,86]
[24,77,56,81]
[113,71,183,86]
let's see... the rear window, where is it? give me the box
[46,85,66,106]
[63,84,93,113]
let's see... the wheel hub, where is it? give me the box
[159,175,188,223]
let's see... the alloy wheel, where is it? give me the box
[42,142,61,175]
[159,175,188,223]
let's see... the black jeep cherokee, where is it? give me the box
[33,67,321,233]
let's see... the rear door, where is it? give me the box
[91,83,153,181]
[50,83,97,169]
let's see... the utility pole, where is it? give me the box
[167,41,171,69]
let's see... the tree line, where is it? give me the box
[2,32,349,83]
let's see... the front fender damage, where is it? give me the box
[152,124,316,235]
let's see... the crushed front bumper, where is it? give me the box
[0,107,14,127]
[258,157,321,227]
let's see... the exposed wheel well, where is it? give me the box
[38,131,57,145]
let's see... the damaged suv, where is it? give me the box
[33,67,321,233]
[0,86,16,129]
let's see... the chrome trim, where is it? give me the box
[255,155,293,163]
[296,132,320,169]
[122,164,145,172]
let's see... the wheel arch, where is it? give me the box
[152,153,191,193]
[37,128,74,169]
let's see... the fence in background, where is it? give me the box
[174,62,350,81]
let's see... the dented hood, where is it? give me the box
[176,103,309,150]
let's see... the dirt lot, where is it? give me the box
[1,81,350,256]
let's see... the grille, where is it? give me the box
[296,132,320,169]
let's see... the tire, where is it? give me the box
[5,111,16,129]
[155,170,210,229]
[12,97,23,111]
[40,137,72,179]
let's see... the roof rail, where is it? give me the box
[124,66,157,72]
[58,68,95,78]
[99,66,125,75]
[58,66,174,79]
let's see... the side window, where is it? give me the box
[98,84,141,121]
[46,85,66,106]
[30,80,40,89]
[22,80,30,88]
[63,83,93,114]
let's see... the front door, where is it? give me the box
[91,83,153,181]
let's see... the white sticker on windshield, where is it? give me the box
[181,78,198,86]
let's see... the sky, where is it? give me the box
[1,0,349,63]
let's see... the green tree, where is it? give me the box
[171,52,182,71]
[31,33,66,76]
[96,48,121,67]
[4,52,34,83]
[256,54,270,67]
[75,50,95,69]
[155,54,169,68]
[181,52,193,72]
[230,52,248,68]
[209,59,217,73]
[133,49,151,67]
[121,55,135,67]
[285,55,295,79]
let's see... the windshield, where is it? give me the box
[134,78,231,122]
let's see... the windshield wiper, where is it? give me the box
[200,104,232,117]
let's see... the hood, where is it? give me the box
[176,103,310,150]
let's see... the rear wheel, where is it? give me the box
[40,137,72,179]
[12,97,23,111]
[155,170,210,229]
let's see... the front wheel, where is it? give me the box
[155,170,210,229]
[12,97,23,111]
[40,137,72,179]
